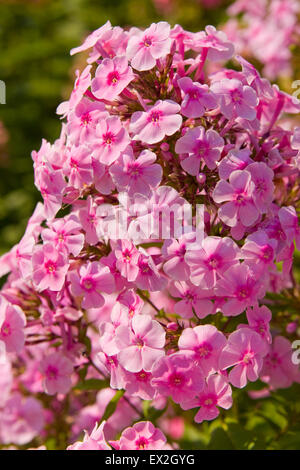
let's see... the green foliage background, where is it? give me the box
[0,0,300,450]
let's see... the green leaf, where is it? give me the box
[102,390,125,421]
[75,378,109,391]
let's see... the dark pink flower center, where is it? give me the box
[207,255,221,269]
[260,245,273,262]
[1,321,11,337]
[81,276,95,291]
[242,351,254,364]
[169,372,186,387]
[237,286,251,300]
[44,260,57,274]
[195,342,212,358]
[135,436,149,450]
[149,110,162,123]
[135,370,150,382]
[200,393,217,408]
[143,36,153,48]
[46,365,59,380]
[107,71,120,86]
[80,112,92,126]
[103,132,115,145]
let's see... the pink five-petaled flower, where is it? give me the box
[175,126,224,174]
[112,421,167,450]
[211,78,258,121]
[92,116,130,165]
[213,169,259,228]
[181,374,233,423]
[32,243,69,292]
[115,314,165,373]
[215,263,264,316]
[178,325,227,376]
[150,352,205,404]
[40,352,74,395]
[114,239,141,283]
[126,22,171,71]
[41,216,84,257]
[67,422,111,450]
[185,236,240,288]
[91,56,134,101]
[130,100,182,145]
[69,261,115,309]
[0,299,26,354]
[110,148,162,197]
[247,162,274,214]
[219,328,268,388]
[178,77,217,118]
[245,305,272,344]
[169,281,214,319]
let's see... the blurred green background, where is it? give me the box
[0,0,232,254]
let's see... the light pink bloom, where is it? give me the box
[67,422,111,450]
[64,146,93,189]
[175,126,224,173]
[0,300,26,353]
[218,148,253,180]
[41,216,84,257]
[181,374,233,423]
[241,230,277,274]
[177,77,217,118]
[114,239,141,282]
[245,305,272,343]
[114,421,167,450]
[91,56,134,101]
[135,252,167,292]
[162,233,195,281]
[130,100,182,144]
[178,325,227,376]
[69,261,115,309]
[278,205,300,250]
[211,78,258,121]
[219,328,268,388]
[126,22,171,71]
[67,98,107,146]
[170,281,214,319]
[32,243,69,292]
[123,369,155,400]
[151,352,205,404]
[0,393,44,445]
[213,169,259,227]
[110,148,162,197]
[79,196,99,245]
[185,236,240,288]
[116,314,165,372]
[261,336,300,390]
[92,116,130,165]
[215,264,264,316]
[189,25,234,61]
[247,162,274,213]
[40,351,73,395]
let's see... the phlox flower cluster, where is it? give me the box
[0,19,300,450]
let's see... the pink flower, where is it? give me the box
[185,236,240,288]
[178,325,226,376]
[69,261,115,309]
[151,352,205,404]
[41,216,84,257]
[175,126,224,173]
[64,146,93,189]
[32,243,69,292]
[114,239,141,282]
[110,148,162,197]
[260,336,300,390]
[130,100,182,145]
[113,421,167,450]
[241,230,277,274]
[91,56,134,101]
[70,20,112,56]
[92,116,130,165]
[79,196,99,245]
[189,25,234,62]
[181,374,232,423]
[115,314,165,372]
[245,305,272,343]
[126,22,171,71]
[135,252,167,292]
[219,328,268,388]
[211,78,258,121]
[177,77,217,118]
[0,300,26,353]
[278,205,300,250]
[67,98,107,146]
[162,233,195,281]
[247,162,274,213]
[67,422,111,450]
[215,263,265,316]
[40,351,73,395]
[170,281,214,319]
[213,170,260,228]
[0,393,44,445]
[218,148,253,180]
[123,369,155,400]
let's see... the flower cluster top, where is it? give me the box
[0,21,300,449]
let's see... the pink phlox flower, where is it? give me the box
[135,250,167,292]
[32,243,69,292]
[185,236,240,288]
[91,56,134,101]
[0,299,26,353]
[211,78,258,121]
[178,325,227,376]
[177,77,217,118]
[41,215,84,257]
[91,116,130,165]
[67,421,111,450]
[114,421,167,450]
[40,351,73,395]
[278,205,300,250]
[67,98,107,146]
[130,100,182,145]
[114,239,141,282]
[126,22,172,71]
[78,196,99,245]
[162,232,196,281]
[247,162,274,213]
[69,261,115,309]
[219,328,269,388]
[241,230,277,274]
[180,373,233,423]
[188,26,234,62]
[57,65,92,118]
[218,147,253,180]
[151,352,205,404]
[169,281,214,319]
[244,304,272,343]
[175,126,224,174]
[115,314,165,372]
